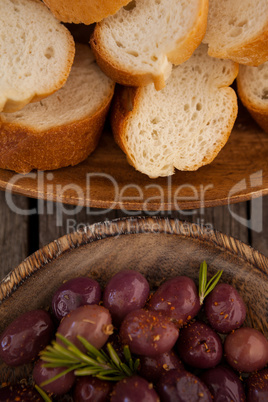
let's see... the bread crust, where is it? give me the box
[90,0,208,90]
[1,0,75,113]
[43,0,130,25]
[0,93,114,174]
[237,75,268,133]
[207,26,268,66]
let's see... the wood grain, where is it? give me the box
[0,192,29,278]
[0,110,267,210]
[251,195,268,257]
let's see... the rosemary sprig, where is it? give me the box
[39,333,140,387]
[199,261,223,305]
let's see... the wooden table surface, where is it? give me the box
[0,190,267,282]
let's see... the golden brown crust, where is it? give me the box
[207,26,268,66]
[237,76,268,133]
[111,85,140,164]
[91,0,208,90]
[0,91,114,174]
[43,0,130,25]
[167,0,208,65]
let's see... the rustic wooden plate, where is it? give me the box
[0,217,268,383]
[0,108,267,210]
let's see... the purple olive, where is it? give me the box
[0,309,53,366]
[52,277,102,321]
[103,270,150,326]
[247,368,268,401]
[204,284,246,334]
[224,327,268,372]
[33,359,75,395]
[110,376,159,402]
[148,276,200,326]
[0,384,42,401]
[177,321,223,369]
[57,305,112,351]
[138,350,184,383]
[73,376,113,402]
[157,369,212,401]
[120,309,179,357]
[200,365,246,401]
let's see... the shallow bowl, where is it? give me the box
[0,217,268,382]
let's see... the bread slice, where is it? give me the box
[0,44,115,174]
[91,0,208,90]
[111,44,238,178]
[203,0,268,66]
[43,0,131,25]
[237,63,268,133]
[0,0,75,113]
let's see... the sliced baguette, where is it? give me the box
[111,44,238,178]
[203,0,268,66]
[237,63,268,133]
[91,0,208,90]
[0,0,75,113]
[43,0,131,25]
[0,44,115,174]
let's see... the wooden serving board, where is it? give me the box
[0,109,267,211]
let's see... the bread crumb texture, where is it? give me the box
[91,0,208,89]
[112,44,238,178]
[204,0,268,65]
[0,0,75,113]
[237,62,268,133]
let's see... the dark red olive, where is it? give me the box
[120,309,179,356]
[148,277,200,326]
[33,358,75,395]
[52,277,102,321]
[177,321,223,369]
[110,376,159,402]
[0,309,53,366]
[157,369,212,401]
[224,327,268,372]
[247,368,268,401]
[57,305,112,351]
[200,365,246,401]
[74,376,113,402]
[103,270,150,326]
[204,283,246,333]
[138,350,184,383]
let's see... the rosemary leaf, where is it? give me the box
[77,335,106,362]
[96,375,126,381]
[120,363,133,377]
[134,358,140,371]
[35,385,52,402]
[107,343,122,369]
[203,271,223,298]
[123,345,132,362]
[199,261,223,305]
